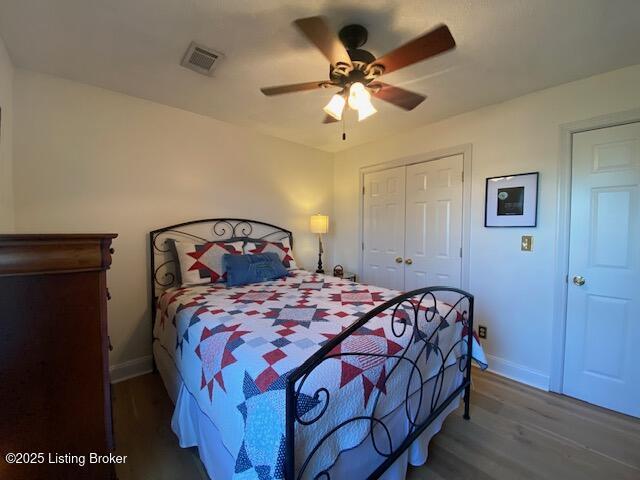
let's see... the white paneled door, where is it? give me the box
[404,156,463,291]
[362,155,463,291]
[362,166,406,290]
[563,122,640,417]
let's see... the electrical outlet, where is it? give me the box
[478,325,487,339]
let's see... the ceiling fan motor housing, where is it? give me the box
[339,24,368,49]
[330,24,381,86]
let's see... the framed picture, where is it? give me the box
[485,172,538,227]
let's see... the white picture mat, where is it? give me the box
[485,173,538,227]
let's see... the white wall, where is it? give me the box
[0,35,13,231]
[332,64,640,389]
[11,62,640,388]
[12,70,333,381]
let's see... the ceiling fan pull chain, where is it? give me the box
[342,116,347,141]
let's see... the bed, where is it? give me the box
[150,219,487,480]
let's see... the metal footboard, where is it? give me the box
[284,286,474,480]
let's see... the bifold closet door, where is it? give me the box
[404,155,463,291]
[362,166,406,290]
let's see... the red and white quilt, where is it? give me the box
[154,270,486,479]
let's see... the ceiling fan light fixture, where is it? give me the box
[347,82,376,121]
[347,82,369,110]
[323,93,346,120]
[357,98,377,121]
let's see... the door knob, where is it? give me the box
[395,257,403,263]
[405,258,413,265]
[572,275,586,286]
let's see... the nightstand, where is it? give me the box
[342,272,357,282]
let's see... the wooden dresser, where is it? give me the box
[0,234,117,479]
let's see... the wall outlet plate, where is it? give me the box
[521,235,533,251]
[478,325,487,339]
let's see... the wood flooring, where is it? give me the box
[113,369,640,479]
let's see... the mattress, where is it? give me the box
[153,270,486,479]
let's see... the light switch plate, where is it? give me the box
[521,235,533,252]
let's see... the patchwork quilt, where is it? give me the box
[154,270,487,480]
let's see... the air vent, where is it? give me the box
[181,42,223,76]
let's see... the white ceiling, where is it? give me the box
[1,0,639,152]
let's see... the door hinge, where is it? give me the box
[460,247,463,258]
[565,274,569,283]
[461,171,464,182]
[362,185,365,195]
[362,242,364,251]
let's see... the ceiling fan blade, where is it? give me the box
[371,24,455,75]
[260,81,330,96]
[294,16,352,67]
[370,82,426,111]
[322,114,339,124]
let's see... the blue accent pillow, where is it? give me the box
[224,252,288,287]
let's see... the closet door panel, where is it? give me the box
[404,155,463,290]
[362,167,406,290]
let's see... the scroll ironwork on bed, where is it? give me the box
[285,286,473,480]
[149,219,473,480]
[149,218,293,309]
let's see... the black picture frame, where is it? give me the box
[484,172,539,227]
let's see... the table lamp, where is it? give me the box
[309,214,329,273]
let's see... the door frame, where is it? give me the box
[550,107,640,393]
[358,143,473,291]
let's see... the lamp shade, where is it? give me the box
[309,214,329,234]
[357,98,377,121]
[348,82,369,109]
[323,94,345,120]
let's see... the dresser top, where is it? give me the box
[0,233,117,241]
[0,233,117,276]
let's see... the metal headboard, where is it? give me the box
[149,218,293,322]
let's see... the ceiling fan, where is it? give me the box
[260,16,456,123]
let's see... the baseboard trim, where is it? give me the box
[110,355,153,384]
[484,354,549,391]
